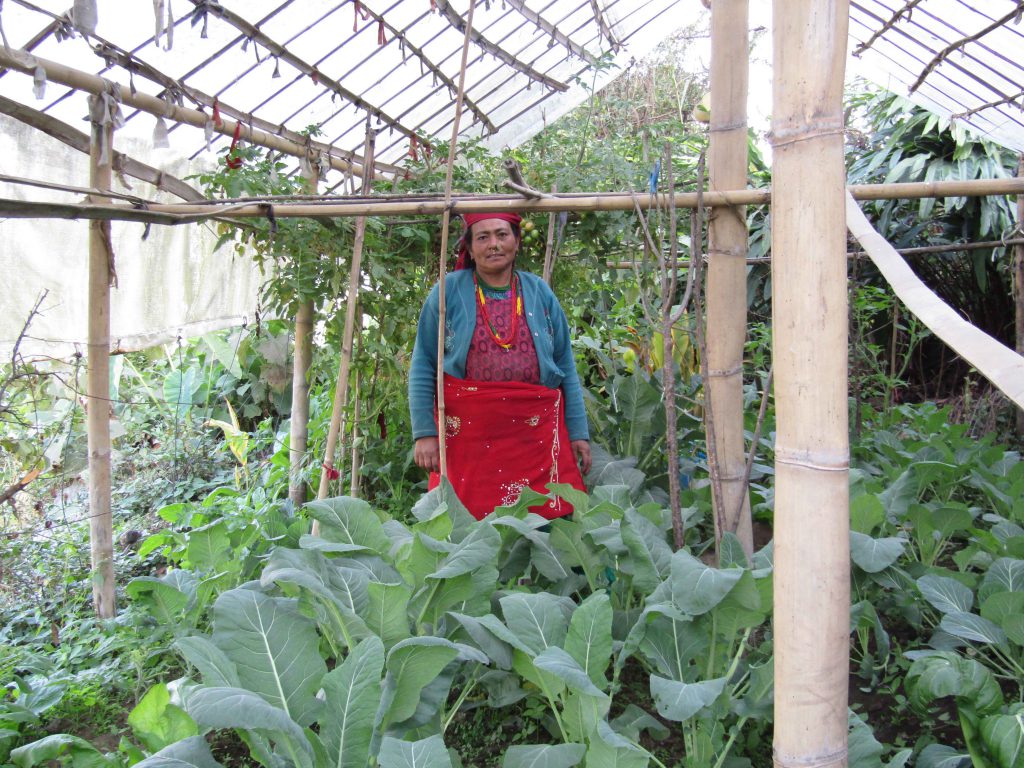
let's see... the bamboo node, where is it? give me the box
[707,246,746,258]
[708,119,747,133]
[769,119,845,149]
[707,364,742,377]
[772,746,848,768]
[774,447,849,472]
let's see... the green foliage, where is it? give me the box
[9,471,779,767]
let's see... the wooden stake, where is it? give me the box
[87,115,116,619]
[771,2,850,767]
[316,128,376,502]
[706,0,753,558]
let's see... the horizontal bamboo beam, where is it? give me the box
[3,177,1023,224]
[0,47,381,178]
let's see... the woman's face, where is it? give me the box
[468,218,520,283]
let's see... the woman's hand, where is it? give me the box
[414,436,441,473]
[571,440,592,475]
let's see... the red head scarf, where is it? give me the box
[454,212,523,270]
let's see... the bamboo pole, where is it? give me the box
[87,114,116,619]
[288,162,318,509]
[9,177,1024,225]
[706,0,753,558]
[771,2,850,767]
[1016,155,1024,435]
[316,128,376,502]
[0,47,376,178]
[289,299,314,508]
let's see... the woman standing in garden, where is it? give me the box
[408,212,591,519]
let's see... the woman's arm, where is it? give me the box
[408,285,440,440]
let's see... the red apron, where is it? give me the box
[429,375,586,520]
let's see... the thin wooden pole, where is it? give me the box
[436,0,478,481]
[661,148,684,550]
[771,2,850,767]
[316,128,376,502]
[706,0,753,558]
[1015,154,1024,436]
[87,113,115,619]
[288,162,319,509]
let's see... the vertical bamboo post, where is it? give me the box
[771,2,850,767]
[87,114,116,618]
[706,0,753,558]
[1015,154,1023,436]
[316,128,376,502]
[436,0,477,481]
[288,161,318,508]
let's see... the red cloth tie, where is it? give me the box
[225,121,243,169]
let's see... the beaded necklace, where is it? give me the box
[474,271,522,350]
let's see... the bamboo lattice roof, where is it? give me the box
[0,0,689,184]
[0,1,1022,190]
[849,0,1024,153]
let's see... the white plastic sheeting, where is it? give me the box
[0,111,266,359]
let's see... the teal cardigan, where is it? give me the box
[408,269,590,442]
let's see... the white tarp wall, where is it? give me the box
[0,112,265,360]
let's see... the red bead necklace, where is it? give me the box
[474,271,522,350]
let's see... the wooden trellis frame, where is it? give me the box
[4,4,1024,765]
